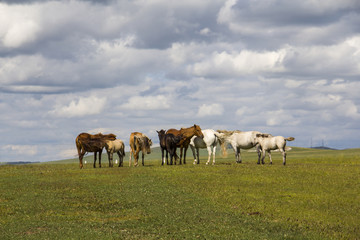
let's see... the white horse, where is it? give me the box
[215,130,262,164]
[190,129,219,165]
[105,139,125,167]
[254,134,295,165]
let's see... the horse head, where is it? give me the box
[193,124,204,138]
[142,136,153,154]
[157,130,166,139]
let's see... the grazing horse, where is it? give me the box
[215,130,262,164]
[105,139,125,167]
[166,124,204,164]
[190,129,219,165]
[254,134,295,165]
[129,132,152,167]
[75,132,116,169]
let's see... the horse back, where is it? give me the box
[166,128,180,136]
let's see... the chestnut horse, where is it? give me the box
[166,124,204,164]
[129,132,152,167]
[75,132,116,169]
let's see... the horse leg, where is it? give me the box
[268,151,272,165]
[99,149,103,168]
[179,147,183,165]
[281,148,286,165]
[183,145,188,164]
[93,152,97,168]
[212,145,216,165]
[134,149,139,167]
[79,150,85,169]
[261,149,266,165]
[161,147,165,165]
[117,152,123,167]
[190,145,197,165]
[206,146,211,165]
[236,147,242,163]
[169,148,174,166]
[196,148,200,164]
[142,151,145,166]
[256,145,263,164]
[107,151,112,167]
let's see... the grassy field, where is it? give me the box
[0,147,359,239]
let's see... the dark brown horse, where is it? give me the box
[157,130,182,165]
[166,124,204,164]
[75,132,116,169]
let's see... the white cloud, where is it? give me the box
[121,95,171,110]
[1,0,360,163]
[197,103,224,117]
[50,96,107,118]
[0,4,41,48]
[3,145,38,156]
[190,49,286,77]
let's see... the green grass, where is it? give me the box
[0,147,359,239]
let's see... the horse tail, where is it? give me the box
[132,135,138,152]
[285,137,295,141]
[121,142,126,157]
[214,131,228,157]
[75,136,82,156]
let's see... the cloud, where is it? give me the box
[3,145,38,156]
[189,49,286,78]
[197,103,224,117]
[50,96,107,118]
[121,95,171,110]
[1,0,360,163]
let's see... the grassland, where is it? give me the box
[0,147,359,239]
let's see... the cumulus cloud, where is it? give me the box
[50,96,107,118]
[1,0,360,162]
[190,49,286,78]
[3,145,38,156]
[121,95,171,110]
[197,103,224,117]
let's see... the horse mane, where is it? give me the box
[216,130,242,137]
[215,130,241,157]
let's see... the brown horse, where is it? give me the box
[166,124,204,164]
[129,132,153,167]
[75,132,116,169]
[157,130,182,165]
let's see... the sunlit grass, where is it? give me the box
[0,147,359,239]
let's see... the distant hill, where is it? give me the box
[2,161,40,165]
[311,146,337,150]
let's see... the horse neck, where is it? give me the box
[180,126,196,139]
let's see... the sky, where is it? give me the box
[0,0,359,162]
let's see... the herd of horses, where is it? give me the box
[75,124,295,169]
